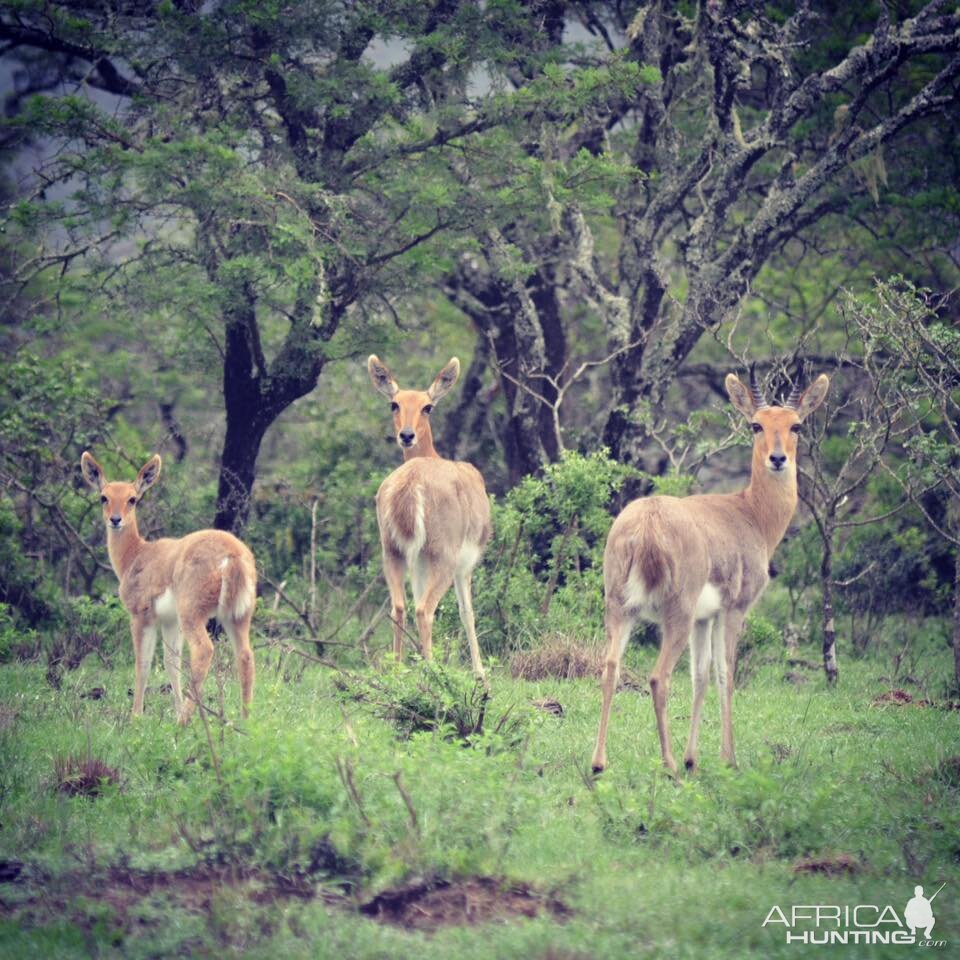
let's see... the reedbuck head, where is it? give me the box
[367,355,460,452]
[725,366,830,478]
[81,452,161,532]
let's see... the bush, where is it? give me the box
[335,660,531,750]
[453,449,634,656]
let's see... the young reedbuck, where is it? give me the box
[367,355,491,677]
[80,452,257,724]
[591,367,830,774]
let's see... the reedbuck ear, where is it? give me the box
[80,451,105,491]
[367,355,399,399]
[724,374,756,419]
[135,455,162,495]
[795,374,830,421]
[427,357,460,402]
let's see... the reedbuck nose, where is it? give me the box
[769,452,787,470]
[398,428,415,446]
[110,514,122,527]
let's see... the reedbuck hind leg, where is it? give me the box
[382,549,408,661]
[222,614,255,719]
[178,617,214,725]
[683,617,714,771]
[414,562,455,661]
[649,606,694,774]
[591,606,635,774]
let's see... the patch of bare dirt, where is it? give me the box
[359,876,571,931]
[793,854,863,877]
[871,689,937,708]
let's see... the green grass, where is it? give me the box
[0,638,958,958]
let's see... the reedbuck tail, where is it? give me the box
[607,512,675,603]
[219,553,257,622]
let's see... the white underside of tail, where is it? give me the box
[623,572,722,622]
[384,486,426,567]
[218,556,254,621]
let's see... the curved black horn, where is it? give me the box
[749,363,769,409]
[784,359,803,409]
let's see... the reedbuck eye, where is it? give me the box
[790,423,802,434]
[100,495,108,504]
[751,423,763,434]
[128,497,137,506]
[422,404,433,415]
[390,402,400,413]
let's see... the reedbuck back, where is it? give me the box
[591,367,829,773]
[81,452,257,724]
[367,355,491,677]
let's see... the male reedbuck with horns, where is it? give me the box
[367,356,491,678]
[591,366,829,774]
[80,452,257,724]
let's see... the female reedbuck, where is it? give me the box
[80,452,256,724]
[591,367,830,773]
[367,355,491,678]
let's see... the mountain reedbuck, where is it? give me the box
[591,367,829,774]
[80,452,257,724]
[367,356,491,678]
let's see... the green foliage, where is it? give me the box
[461,450,634,653]
[335,660,531,750]
[1,649,958,957]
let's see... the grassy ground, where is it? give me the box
[0,636,958,959]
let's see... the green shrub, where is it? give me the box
[454,449,634,655]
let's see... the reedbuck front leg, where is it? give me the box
[453,570,485,679]
[683,617,715,771]
[715,610,744,767]
[131,617,156,717]
[160,621,184,717]
[178,616,214,725]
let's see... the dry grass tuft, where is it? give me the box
[53,753,121,797]
[509,635,605,681]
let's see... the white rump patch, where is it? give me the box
[153,587,177,623]
[456,542,481,576]
[693,583,722,620]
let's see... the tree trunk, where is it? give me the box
[214,414,270,533]
[821,530,839,684]
[953,544,960,694]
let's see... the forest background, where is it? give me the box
[0,2,959,956]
